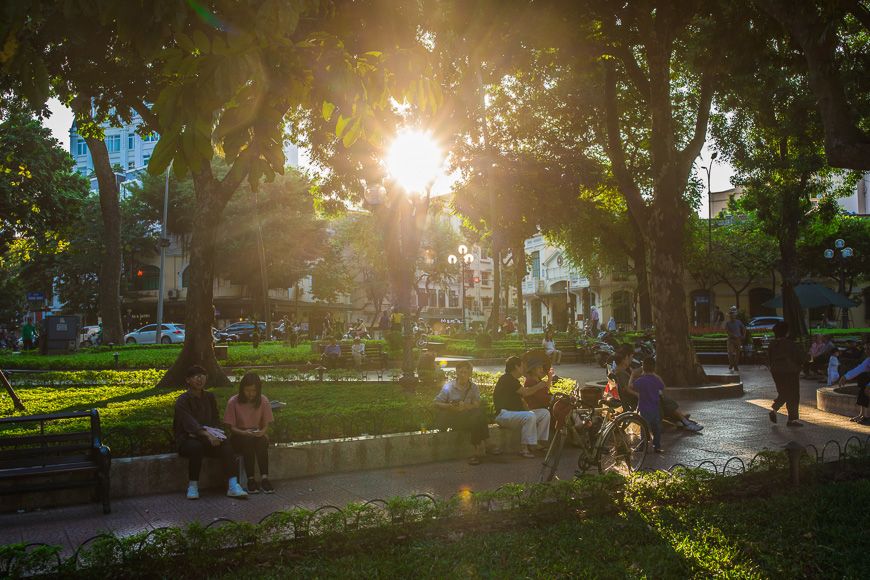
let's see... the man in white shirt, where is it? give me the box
[351,336,366,371]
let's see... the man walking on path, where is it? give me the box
[724,309,746,371]
[21,318,36,351]
[378,310,390,339]
[590,307,599,334]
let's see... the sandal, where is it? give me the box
[468,455,481,465]
[486,446,503,455]
[519,451,535,459]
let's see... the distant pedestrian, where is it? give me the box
[724,309,746,371]
[124,309,133,334]
[590,307,599,334]
[607,316,616,331]
[767,321,809,427]
[21,318,37,351]
[712,306,725,329]
[378,310,390,339]
[827,348,840,386]
[625,356,664,453]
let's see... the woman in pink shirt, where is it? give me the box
[223,372,275,493]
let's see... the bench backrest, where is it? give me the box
[0,410,103,469]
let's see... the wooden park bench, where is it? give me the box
[0,409,112,514]
[312,341,387,371]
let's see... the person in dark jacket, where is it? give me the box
[767,321,809,427]
[174,365,249,499]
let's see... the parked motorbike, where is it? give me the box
[413,323,429,348]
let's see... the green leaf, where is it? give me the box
[193,29,210,54]
[342,118,362,148]
[335,114,350,138]
[175,33,196,54]
[322,101,335,122]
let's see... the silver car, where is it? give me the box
[124,323,185,344]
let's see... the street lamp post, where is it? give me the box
[824,238,854,328]
[448,245,474,331]
[701,151,717,326]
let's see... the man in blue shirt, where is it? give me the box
[625,356,665,453]
[322,337,342,369]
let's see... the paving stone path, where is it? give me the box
[2,363,867,554]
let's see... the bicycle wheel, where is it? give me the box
[597,413,648,475]
[538,429,566,483]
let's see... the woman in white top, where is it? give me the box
[542,330,562,364]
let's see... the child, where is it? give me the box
[626,356,664,453]
[223,372,276,493]
[827,347,840,386]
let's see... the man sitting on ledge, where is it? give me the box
[173,365,248,500]
[433,360,503,466]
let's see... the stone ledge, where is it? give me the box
[0,425,523,513]
[584,378,744,399]
[817,386,859,418]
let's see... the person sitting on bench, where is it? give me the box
[322,337,341,369]
[173,365,248,500]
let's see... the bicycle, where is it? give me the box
[538,386,648,483]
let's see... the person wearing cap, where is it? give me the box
[523,354,555,411]
[724,309,746,371]
[502,316,516,335]
[351,336,366,371]
[433,360,502,465]
[493,356,550,458]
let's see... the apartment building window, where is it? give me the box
[531,300,542,328]
[76,139,88,156]
[612,261,630,281]
[532,251,541,279]
[128,161,135,170]
[481,271,491,286]
[143,133,159,142]
[128,134,135,150]
[105,134,121,153]
[143,154,151,166]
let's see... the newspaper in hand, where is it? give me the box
[203,426,227,440]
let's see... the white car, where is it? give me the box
[80,326,101,347]
[125,323,185,345]
[747,316,784,332]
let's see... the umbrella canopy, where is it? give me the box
[762,279,859,309]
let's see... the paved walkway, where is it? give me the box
[2,363,868,554]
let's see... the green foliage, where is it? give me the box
[0,111,89,254]
[5,459,870,579]
[384,330,403,351]
[474,332,492,348]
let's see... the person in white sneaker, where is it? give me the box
[223,372,276,494]
[174,365,248,500]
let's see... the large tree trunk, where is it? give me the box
[645,206,706,387]
[630,240,652,329]
[157,164,240,389]
[83,135,124,346]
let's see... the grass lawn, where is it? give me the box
[213,477,868,580]
[1,370,580,454]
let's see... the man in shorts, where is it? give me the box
[724,309,746,371]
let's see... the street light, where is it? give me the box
[365,131,442,393]
[824,238,854,328]
[448,245,475,331]
[700,151,717,326]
